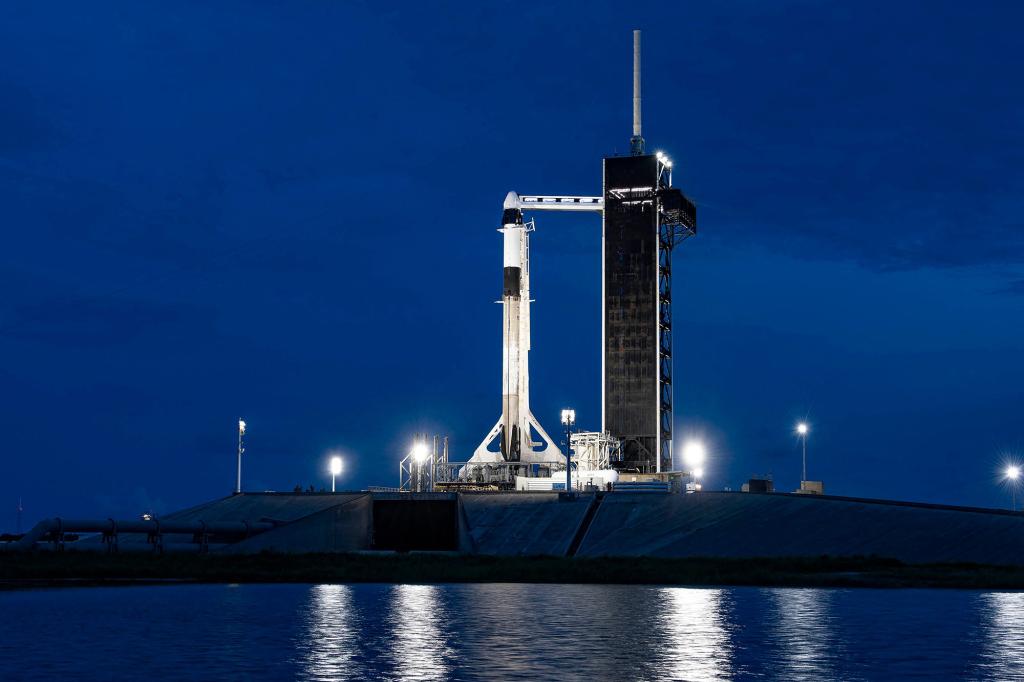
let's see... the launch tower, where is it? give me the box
[603,31,697,473]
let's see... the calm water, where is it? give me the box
[1,583,1022,680]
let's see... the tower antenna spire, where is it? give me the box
[630,29,645,155]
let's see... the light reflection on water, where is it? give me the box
[297,585,359,681]
[659,588,732,680]
[389,585,453,681]
[769,588,838,681]
[3,583,1024,680]
[975,592,1024,681]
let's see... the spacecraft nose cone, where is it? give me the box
[503,191,520,210]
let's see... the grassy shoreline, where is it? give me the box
[3,552,1024,590]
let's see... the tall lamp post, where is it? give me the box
[796,422,809,483]
[330,456,342,493]
[236,419,246,494]
[1006,465,1020,511]
[561,409,576,493]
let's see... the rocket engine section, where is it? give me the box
[466,192,561,479]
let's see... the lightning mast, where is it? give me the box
[630,29,644,156]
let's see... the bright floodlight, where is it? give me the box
[656,151,664,160]
[796,422,809,435]
[238,419,246,434]
[412,442,429,463]
[692,467,704,479]
[682,440,706,468]
[330,456,342,476]
[1007,465,1021,481]
[665,160,673,168]
[561,408,576,426]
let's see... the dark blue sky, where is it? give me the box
[2,1,1023,525]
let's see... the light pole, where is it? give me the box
[236,419,246,494]
[561,409,576,492]
[330,456,342,493]
[412,442,429,492]
[796,422,809,483]
[1006,465,1020,511]
[682,440,706,487]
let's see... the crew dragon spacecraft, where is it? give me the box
[467,30,697,482]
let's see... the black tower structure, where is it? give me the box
[602,153,696,473]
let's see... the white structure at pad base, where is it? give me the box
[515,469,619,492]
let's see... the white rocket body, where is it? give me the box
[469,192,560,470]
[501,223,524,459]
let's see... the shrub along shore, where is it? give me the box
[3,552,1024,589]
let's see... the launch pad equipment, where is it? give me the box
[466,29,697,483]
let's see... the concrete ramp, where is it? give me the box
[163,493,364,525]
[74,493,370,551]
[576,492,1024,565]
[223,494,372,554]
[460,493,593,556]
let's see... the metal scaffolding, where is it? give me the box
[399,434,450,492]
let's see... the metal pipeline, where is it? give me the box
[10,517,276,552]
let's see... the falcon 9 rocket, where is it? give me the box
[468,192,561,475]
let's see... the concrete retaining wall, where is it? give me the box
[576,492,1024,565]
